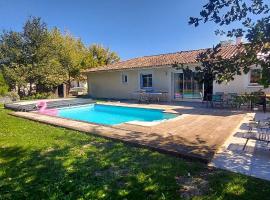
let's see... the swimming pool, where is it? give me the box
[57,104,177,125]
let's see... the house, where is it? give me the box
[84,44,270,102]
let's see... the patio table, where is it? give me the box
[133,91,168,103]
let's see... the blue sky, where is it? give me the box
[0,0,232,60]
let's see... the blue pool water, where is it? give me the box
[57,104,177,125]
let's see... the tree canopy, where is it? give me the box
[0,16,120,97]
[0,70,8,95]
[189,0,270,87]
[87,44,120,67]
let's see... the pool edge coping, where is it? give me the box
[54,102,181,127]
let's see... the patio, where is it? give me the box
[10,101,246,163]
[210,111,270,181]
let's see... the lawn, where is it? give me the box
[0,105,270,200]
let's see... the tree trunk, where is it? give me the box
[17,85,24,98]
[17,85,21,96]
[29,82,33,96]
[67,73,71,97]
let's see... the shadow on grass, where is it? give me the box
[1,106,270,200]
[1,143,270,200]
[0,142,196,200]
[208,169,270,200]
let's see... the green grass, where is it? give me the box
[0,104,270,200]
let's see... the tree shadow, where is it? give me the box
[0,143,198,199]
[89,125,217,163]
[207,168,270,200]
[1,133,270,200]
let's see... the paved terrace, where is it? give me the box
[10,102,246,163]
[211,111,270,181]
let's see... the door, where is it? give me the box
[174,73,184,99]
[173,72,203,100]
[58,84,64,98]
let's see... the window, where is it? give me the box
[122,74,128,84]
[140,74,152,88]
[250,69,261,85]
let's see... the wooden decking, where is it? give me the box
[10,103,246,163]
[117,110,245,161]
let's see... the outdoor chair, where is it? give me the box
[266,95,270,111]
[136,90,150,103]
[148,91,164,102]
[254,95,267,113]
[242,131,270,151]
[227,93,238,108]
[211,94,224,108]
[247,120,270,133]
[215,92,225,96]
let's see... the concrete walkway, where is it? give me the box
[210,112,270,181]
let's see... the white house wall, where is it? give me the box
[87,65,270,101]
[87,70,138,99]
[87,67,171,100]
[213,71,270,94]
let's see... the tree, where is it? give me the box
[0,31,27,94]
[34,30,66,93]
[52,29,88,92]
[0,16,120,97]
[22,17,65,93]
[0,17,70,96]
[0,70,8,96]
[50,33,120,93]
[86,44,120,67]
[189,0,270,87]
[0,17,64,95]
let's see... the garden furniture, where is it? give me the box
[242,130,270,151]
[251,94,267,113]
[211,93,225,108]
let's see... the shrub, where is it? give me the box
[7,91,20,101]
[21,92,57,100]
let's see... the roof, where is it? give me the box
[85,44,243,73]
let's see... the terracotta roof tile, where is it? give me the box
[85,44,243,72]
